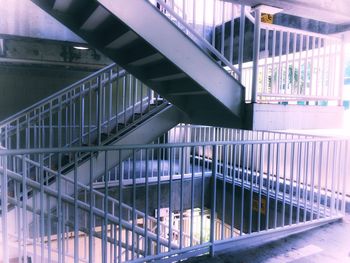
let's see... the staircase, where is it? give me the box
[31,0,246,128]
[0,62,184,216]
[0,62,188,261]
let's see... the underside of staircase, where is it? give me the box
[31,0,246,128]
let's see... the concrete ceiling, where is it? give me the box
[225,0,350,25]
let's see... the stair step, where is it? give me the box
[113,39,157,65]
[111,123,127,134]
[53,0,74,12]
[141,60,181,80]
[106,30,139,50]
[54,0,98,29]
[128,53,163,67]
[80,5,109,31]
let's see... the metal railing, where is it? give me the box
[0,63,166,165]
[94,125,317,187]
[150,0,246,80]
[0,133,348,262]
[246,10,344,104]
[150,1,345,105]
[0,63,166,149]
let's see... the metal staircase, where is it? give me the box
[0,62,184,217]
[31,0,246,128]
[0,63,187,261]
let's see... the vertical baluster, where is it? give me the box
[289,142,295,225]
[39,154,45,263]
[274,143,280,228]
[190,147,195,247]
[1,155,9,263]
[209,145,217,256]
[144,148,149,257]
[238,5,245,82]
[249,144,254,233]
[101,152,107,263]
[281,142,287,227]
[310,142,317,220]
[229,4,234,65]
[211,0,216,47]
[156,148,161,254]
[89,154,94,263]
[315,37,321,99]
[285,31,290,96]
[220,1,225,60]
[240,144,246,235]
[304,35,310,98]
[168,147,173,250]
[73,153,79,262]
[277,30,283,96]
[297,34,304,97]
[341,141,349,214]
[132,149,136,260]
[291,32,297,96]
[257,144,264,232]
[263,29,269,97]
[265,143,271,230]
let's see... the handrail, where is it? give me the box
[0,60,167,151]
[153,0,241,77]
[1,127,348,261]
[0,63,119,126]
[260,22,343,40]
[1,136,348,155]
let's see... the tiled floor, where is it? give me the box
[184,215,350,263]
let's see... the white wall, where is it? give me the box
[0,0,83,42]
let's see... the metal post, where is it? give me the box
[238,5,246,82]
[251,7,261,103]
[1,156,9,263]
[210,145,217,257]
[338,35,345,106]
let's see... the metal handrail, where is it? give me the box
[0,61,167,151]
[1,130,348,261]
[1,136,348,155]
[0,63,118,126]
[153,0,241,77]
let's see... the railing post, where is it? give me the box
[251,7,262,103]
[341,140,349,214]
[238,5,246,83]
[210,145,217,257]
[97,76,103,145]
[1,155,9,263]
[338,35,345,107]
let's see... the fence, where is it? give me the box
[0,64,165,151]
[150,0,247,80]
[151,0,345,105]
[0,135,348,262]
[244,21,344,104]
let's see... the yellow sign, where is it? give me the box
[253,197,267,215]
[261,13,273,24]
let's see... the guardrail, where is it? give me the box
[0,64,166,151]
[150,0,246,80]
[151,0,345,105]
[0,135,348,262]
[246,9,344,104]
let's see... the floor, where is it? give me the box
[184,215,350,263]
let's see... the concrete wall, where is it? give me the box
[0,0,83,42]
[0,65,91,120]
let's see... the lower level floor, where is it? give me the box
[185,214,350,263]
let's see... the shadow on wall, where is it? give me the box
[0,65,92,121]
